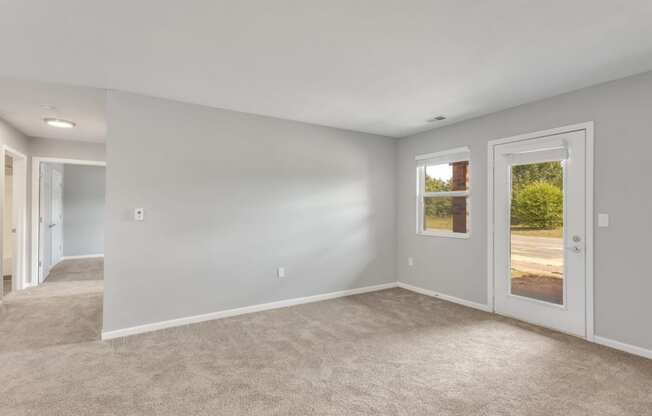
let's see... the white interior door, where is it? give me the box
[50,168,63,267]
[39,164,51,282]
[493,130,587,337]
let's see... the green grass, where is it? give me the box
[425,215,452,231]
[510,226,563,238]
[425,216,563,238]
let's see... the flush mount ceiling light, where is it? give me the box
[427,115,447,122]
[43,117,76,128]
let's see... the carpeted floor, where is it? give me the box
[0,258,103,352]
[1,260,651,415]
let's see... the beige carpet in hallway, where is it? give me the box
[1,264,651,415]
[0,258,103,352]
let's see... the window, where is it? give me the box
[416,147,470,237]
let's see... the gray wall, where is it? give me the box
[104,91,397,332]
[29,137,106,161]
[397,70,652,351]
[63,165,105,257]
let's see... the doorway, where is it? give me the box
[1,146,27,297]
[488,123,593,338]
[31,158,106,285]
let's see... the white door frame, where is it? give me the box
[487,122,594,341]
[30,157,106,286]
[2,145,28,292]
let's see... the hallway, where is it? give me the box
[0,258,103,352]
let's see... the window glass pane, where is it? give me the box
[510,161,564,305]
[424,196,468,233]
[425,161,469,192]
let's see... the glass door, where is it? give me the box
[493,130,587,337]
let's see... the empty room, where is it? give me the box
[0,2,651,415]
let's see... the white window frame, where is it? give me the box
[416,146,471,239]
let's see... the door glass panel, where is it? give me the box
[510,161,564,305]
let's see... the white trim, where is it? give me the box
[101,282,398,340]
[33,157,106,167]
[30,157,106,286]
[61,254,104,260]
[486,142,495,311]
[2,146,28,293]
[417,230,470,239]
[487,122,593,147]
[423,190,469,198]
[397,282,492,312]
[594,336,652,360]
[415,146,470,161]
[584,122,595,341]
[486,121,594,339]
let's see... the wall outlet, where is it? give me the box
[408,257,414,267]
[134,208,145,221]
[277,267,285,278]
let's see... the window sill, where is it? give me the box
[417,231,470,239]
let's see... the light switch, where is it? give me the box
[277,267,285,278]
[408,257,414,267]
[598,213,609,228]
[134,208,145,221]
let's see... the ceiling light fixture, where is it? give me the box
[428,116,447,122]
[43,117,76,128]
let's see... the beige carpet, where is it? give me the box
[1,262,651,415]
[0,258,103,352]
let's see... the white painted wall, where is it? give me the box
[103,91,397,333]
[397,70,652,352]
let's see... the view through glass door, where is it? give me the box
[493,130,587,337]
[510,159,565,305]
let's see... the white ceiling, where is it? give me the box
[0,78,106,142]
[1,1,652,140]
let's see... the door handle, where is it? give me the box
[48,223,57,228]
[565,245,582,253]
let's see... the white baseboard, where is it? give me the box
[397,281,493,313]
[594,336,652,360]
[101,282,398,340]
[62,254,104,260]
